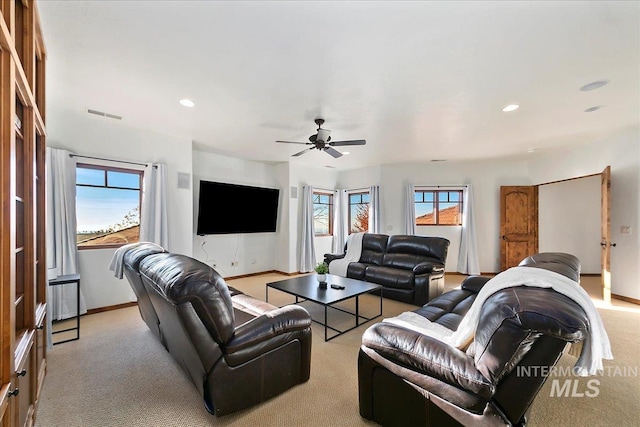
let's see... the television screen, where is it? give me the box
[196,181,280,235]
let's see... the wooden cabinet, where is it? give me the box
[0,1,47,426]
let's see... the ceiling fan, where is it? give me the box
[276,118,366,158]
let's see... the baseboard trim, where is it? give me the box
[224,270,295,280]
[445,272,496,276]
[612,293,640,305]
[86,302,138,315]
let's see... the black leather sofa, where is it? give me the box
[358,253,589,426]
[122,243,167,344]
[324,233,450,306]
[122,247,313,416]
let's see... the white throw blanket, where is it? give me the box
[108,242,164,279]
[383,266,613,376]
[328,232,365,277]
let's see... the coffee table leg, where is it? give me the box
[325,305,328,341]
[356,295,360,326]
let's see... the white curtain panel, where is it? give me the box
[457,184,481,275]
[45,147,88,348]
[332,189,348,253]
[368,185,381,233]
[298,185,317,272]
[404,184,416,235]
[140,163,169,248]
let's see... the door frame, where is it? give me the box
[533,168,610,300]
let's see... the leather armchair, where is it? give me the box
[126,250,312,416]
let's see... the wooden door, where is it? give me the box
[500,186,538,270]
[601,166,612,303]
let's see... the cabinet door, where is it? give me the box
[14,332,34,427]
[34,310,45,403]
[0,383,11,426]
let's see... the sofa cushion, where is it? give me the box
[383,253,443,272]
[413,288,477,331]
[347,262,368,280]
[385,235,449,263]
[231,294,280,327]
[359,233,389,266]
[365,266,415,290]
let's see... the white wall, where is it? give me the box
[528,126,640,299]
[190,155,340,275]
[47,111,193,310]
[50,115,638,307]
[191,151,283,277]
[539,176,601,273]
[339,159,531,272]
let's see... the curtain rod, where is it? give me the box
[69,154,155,168]
[415,184,468,188]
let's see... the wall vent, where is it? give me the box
[87,108,123,120]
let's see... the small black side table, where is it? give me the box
[48,273,81,344]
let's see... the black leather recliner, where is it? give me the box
[358,253,590,426]
[123,248,313,416]
[324,233,450,305]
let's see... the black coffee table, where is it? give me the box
[266,274,382,341]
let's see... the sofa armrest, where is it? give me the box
[226,305,311,355]
[460,275,491,293]
[413,262,444,275]
[362,323,495,398]
[324,253,346,265]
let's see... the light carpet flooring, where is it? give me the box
[35,274,639,426]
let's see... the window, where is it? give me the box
[349,192,369,233]
[313,191,333,236]
[76,164,143,248]
[415,190,463,225]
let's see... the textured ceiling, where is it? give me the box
[37,1,640,170]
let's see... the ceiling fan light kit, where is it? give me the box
[276,118,366,158]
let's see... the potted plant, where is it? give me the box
[314,262,329,287]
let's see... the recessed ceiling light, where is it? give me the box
[527,148,537,153]
[502,104,519,112]
[585,105,604,113]
[580,80,609,91]
[342,151,350,155]
[179,99,195,107]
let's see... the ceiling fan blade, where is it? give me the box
[329,139,366,146]
[276,140,310,145]
[324,147,343,158]
[293,147,315,157]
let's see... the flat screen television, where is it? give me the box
[196,180,280,235]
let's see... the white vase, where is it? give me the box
[317,273,327,285]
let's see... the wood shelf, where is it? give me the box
[1,1,47,425]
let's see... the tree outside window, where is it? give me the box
[349,192,369,233]
[313,191,333,236]
[415,190,463,225]
[76,164,143,248]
